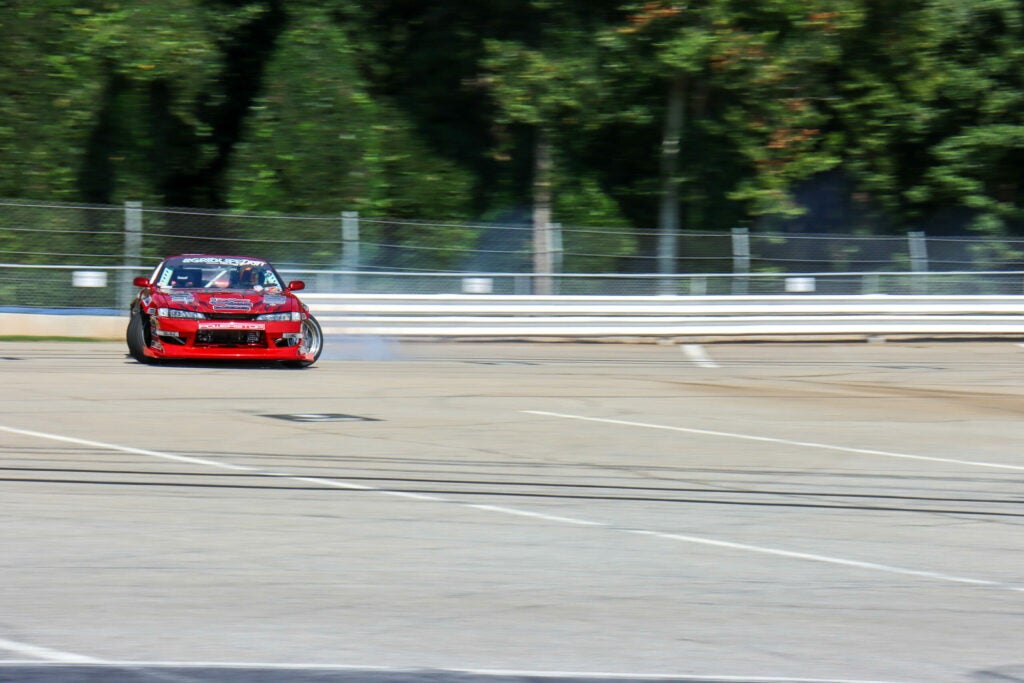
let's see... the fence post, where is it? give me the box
[120,201,143,312]
[862,272,881,295]
[657,219,678,296]
[908,230,928,294]
[533,220,554,295]
[341,211,359,293]
[731,227,750,295]
[550,222,562,295]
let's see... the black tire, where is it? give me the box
[284,315,323,368]
[126,312,154,364]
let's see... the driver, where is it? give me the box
[236,266,261,289]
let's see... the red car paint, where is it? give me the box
[126,254,322,366]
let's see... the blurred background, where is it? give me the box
[4,0,1024,306]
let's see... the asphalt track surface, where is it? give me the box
[2,338,1024,683]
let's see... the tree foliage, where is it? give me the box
[4,0,1024,269]
[1,1,106,200]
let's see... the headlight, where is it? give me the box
[157,307,206,319]
[257,311,302,321]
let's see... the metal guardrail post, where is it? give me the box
[550,222,562,295]
[908,231,928,294]
[731,227,750,295]
[119,201,143,311]
[341,211,359,293]
[533,221,554,296]
[862,272,881,295]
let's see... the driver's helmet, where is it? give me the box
[236,266,260,288]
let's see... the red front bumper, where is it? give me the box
[144,318,314,362]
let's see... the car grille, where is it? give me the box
[205,313,259,321]
[195,329,266,347]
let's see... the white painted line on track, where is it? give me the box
[467,504,605,526]
[0,425,255,472]
[291,476,375,491]
[523,410,1024,472]
[627,529,1010,589]
[682,344,719,368]
[0,424,452,503]
[3,422,1023,594]
[0,636,103,664]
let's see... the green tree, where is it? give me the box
[836,0,1024,247]
[910,0,1024,241]
[1,0,291,208]
[606,1,863,270]
[482,1,631,283]
[226,5,476,269]
[0,2,106,200]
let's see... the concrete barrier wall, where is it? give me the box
[0,313,126,339]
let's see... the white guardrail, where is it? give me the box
[5,293,1024,340]
[301,293,1024,339]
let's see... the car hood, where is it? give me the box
[157,289,295,314]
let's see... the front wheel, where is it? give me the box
[284,315,323,368]
[126,312,154,364]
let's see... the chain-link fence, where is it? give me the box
[3,198,1024,309]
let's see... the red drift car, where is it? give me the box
[127,254,323,367]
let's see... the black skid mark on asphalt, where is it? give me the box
[5,468,1024,519]
[262,413,380,422]
[464,360,537,365]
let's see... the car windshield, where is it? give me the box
[155,257,284,291]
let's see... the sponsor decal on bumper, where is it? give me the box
[197,321,266,331]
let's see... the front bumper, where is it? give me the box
[145,317,314,361]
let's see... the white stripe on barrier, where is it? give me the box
[5,293,1024,339]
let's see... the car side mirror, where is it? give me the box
[133,277,150,287]
[287,280,305,292]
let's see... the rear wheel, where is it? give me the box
[126,312,154,364]
[284,315,323,368]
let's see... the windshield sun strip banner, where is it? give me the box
[180,257,266,267]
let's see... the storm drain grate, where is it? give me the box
[263,413,380,423]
